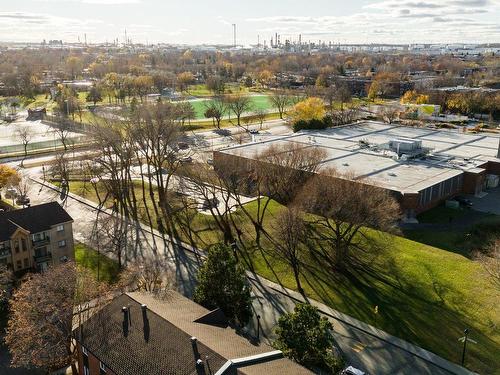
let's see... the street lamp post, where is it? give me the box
[459,328,476,367]
[461,328,469,366]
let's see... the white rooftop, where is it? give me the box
[219,121,500,194]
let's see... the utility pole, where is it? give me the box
[232,24,236,47]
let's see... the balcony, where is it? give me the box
[0,248,11,258]
[32,236,50,247]
[34,251,52,263]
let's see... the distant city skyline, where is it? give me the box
[0,0,499,45]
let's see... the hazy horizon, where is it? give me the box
[0,0,499,45]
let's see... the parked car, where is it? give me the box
[180,156,193,163]
[16,195,30,206]
[177,142,189,150]
[454,196,473,207]
[249,129,259,134]
[5,187,18,199]
[341,366,365,375]
[207,158,214,165]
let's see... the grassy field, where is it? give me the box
[187,83,251,97]
[63,179,500,373]
[75,242,121,284]
[188,94,274,119]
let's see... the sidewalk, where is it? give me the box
[29,177,475,375]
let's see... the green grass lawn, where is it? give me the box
[187,83,250,97]
[188,94,273,120]
[63,182,499,373]
[75,242,120,284]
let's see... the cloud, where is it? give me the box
[245,0,500,43]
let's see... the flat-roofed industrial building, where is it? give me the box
[214,121,500,221]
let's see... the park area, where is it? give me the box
[62,179,500,374]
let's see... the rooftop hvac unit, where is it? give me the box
[389,139,423,153]
[486,174,499,189]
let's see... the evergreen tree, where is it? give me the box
[194,243,252,326]
[274,303,344,373]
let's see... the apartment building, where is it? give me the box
[0,202,74,272]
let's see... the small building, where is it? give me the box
[0,202,75,272]
[73,291,312,375]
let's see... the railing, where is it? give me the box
[32,236,50,247]
[34,252,52,263]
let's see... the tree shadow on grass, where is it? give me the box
[297,251,500,374]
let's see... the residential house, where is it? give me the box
[73,292,313,375]
[0,202,74,272]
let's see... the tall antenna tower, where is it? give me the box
[232,24,236,47]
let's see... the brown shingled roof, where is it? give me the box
[74,291,312,375]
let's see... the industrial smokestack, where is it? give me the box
[232,24,236,47]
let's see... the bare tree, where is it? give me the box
[5,262,110,374]
[226,94,252,126]
[477,239,500,291]
[119,257,174,297]
[380,105,401,124]
[299,170,401,269]
[203,96,226,129]
[272,207,307,298]
[53,121,71,152]
[216,143,326,246]
[16,126,32,167]
[185,164,240,245]
[129,102,186,236]
[269,90,292,119]
[255,108,267,129]
[93,214,130,268]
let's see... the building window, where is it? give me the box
[82,345,89,375]
[56,225,64,232]
[58,240,66,248]
[23,258,29,268]
[14,240,20,253]
[100,361,107,374]
[16,260,22,269]
[21,238,27,252]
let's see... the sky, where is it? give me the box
[0,0,499,45]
